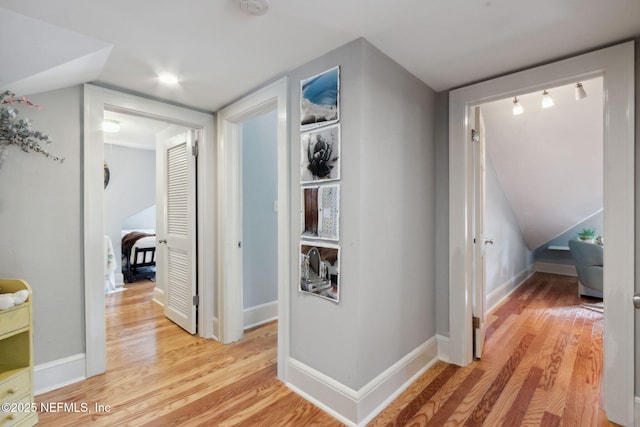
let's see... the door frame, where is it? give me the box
[83,84,216,376]
[448,42,634,425]
[216,77,289,381]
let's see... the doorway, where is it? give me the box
[103,110,164,291]
[471,77,604,357]
[216,77,289,381]
[241,110,279,330]
[83,84,215,377]
[448,42,634,425]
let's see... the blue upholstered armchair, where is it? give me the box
[568,239,603,298]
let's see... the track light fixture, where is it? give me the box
[575,82,587,100]
[541,90,554,108]
[512,97,523,115]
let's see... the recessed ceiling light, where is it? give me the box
[158,72,179,85]
[103,119,120,133]
[240,0,269,15]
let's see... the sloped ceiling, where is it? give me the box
[0,1,639,111]
[0,8,111,95]
[103,110,169,151]
[481,78,603,250]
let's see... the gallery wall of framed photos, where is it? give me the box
[298,65,342,303]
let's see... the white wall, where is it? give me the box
[242,110,278,309]
[0,86,84,365]
[103,144,156,279]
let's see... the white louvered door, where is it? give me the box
[159,129,197,334]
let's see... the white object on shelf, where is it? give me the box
[547,245,570,251]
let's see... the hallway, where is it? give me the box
[35,273,613,425]
[370,273,613,426]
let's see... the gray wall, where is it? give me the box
[104,144,156,276]
[484,153,532,295]
[532,209,602,265]
[289,38,437,390]
[434,92,450,337]
[242,110,278,309]
[0,86,84,365]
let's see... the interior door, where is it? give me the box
[157,128,197,334]
[472,106,488,359]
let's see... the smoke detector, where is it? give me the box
[240,0,269,15]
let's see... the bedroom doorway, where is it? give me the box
[84,84,216,378]
[103,110,164,291]
[102,111,198,334]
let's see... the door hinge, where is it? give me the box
[191,129,198,157]
[471,129,480,143]
[472,316,480,329]
[193,295,199,306]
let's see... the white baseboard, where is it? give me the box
[34,353,86,396]
[286,336,439,426]
[534,262,577,277]
[243,301,278,330]
[152,286,165,306]
[634,396,640,426]
[487,267,535,312]
[436,334,450,363]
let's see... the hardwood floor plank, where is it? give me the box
[502,366,543,426]
[541,411,561,427]
[372,363,458,427]
[34,274,613,427]
[421,367,484,426]
[463,333,535,426]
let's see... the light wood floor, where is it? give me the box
[36,273,615,426]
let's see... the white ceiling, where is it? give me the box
[0,1,638,112]
[481,78,603,250]
[103,110,169,150]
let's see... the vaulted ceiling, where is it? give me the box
[1,1,639,112]
[481,78,603,250]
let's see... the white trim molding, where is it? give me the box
[34,354,86,396]
[243,301,278,330]
[487,267,535,312]
[534,262,577,277]
[634,396,640,426]
[436,335,451,363]
[287,337,439,426]
[152,286,165,307]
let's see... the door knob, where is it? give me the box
[158,239,167,244]
[633,293,640,309]
[484,238,494,245]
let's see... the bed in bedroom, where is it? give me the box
[121,229,156,283]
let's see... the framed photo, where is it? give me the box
[299,242,340,302]
[301,185,340,240]
[300,66,340,130]
[301,124,340,183]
